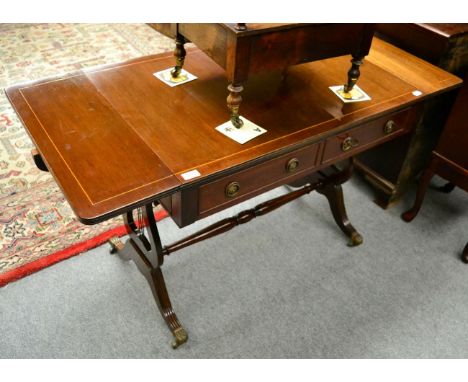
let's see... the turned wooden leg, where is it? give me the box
[343,55,364,94]
[227,83,244,128]
[109,204,188,349]
[462,242,468,264]
[317,182,363,247]
[170,34,187,80]
[401,163,436,222]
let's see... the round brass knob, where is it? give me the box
[286,158,300,173]
[225,181,240,198]
[342,136,359,152]
[384,120,396,134]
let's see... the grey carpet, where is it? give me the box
[1,175,467,358]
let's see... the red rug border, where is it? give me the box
[0,209,168,288]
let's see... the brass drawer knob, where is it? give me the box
[225,181,240,198]
[286,158,300,173]
[384,120,396,134]
[342,136,359,152]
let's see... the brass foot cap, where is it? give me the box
[169,71,188,83]
[231,116,244,129]
[108,237,124,254]
[347,232,363,247]
[172,327,188,349]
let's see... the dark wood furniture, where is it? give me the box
[402,72,468,262]
[149,23,375,128]
[6,38,461,348]
[355,24,468,208]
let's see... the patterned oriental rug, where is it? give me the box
[0,24,175,287]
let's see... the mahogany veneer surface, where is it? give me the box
[6,38,461,224]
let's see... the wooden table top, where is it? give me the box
[6,38,462,224]
[222,23,316,35]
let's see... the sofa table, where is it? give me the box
[5,38,461,348]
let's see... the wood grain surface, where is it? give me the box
[6,38,462,224]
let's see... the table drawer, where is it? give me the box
[198,143,320,216]
[322,108,412,164]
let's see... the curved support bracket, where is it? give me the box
[111,203,188,349]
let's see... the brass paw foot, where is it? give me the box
[109,236,124,254]
[171,327,188,349]
[347,231,363,247]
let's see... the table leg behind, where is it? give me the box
[401,156,437,222]
[316,159,363,247]
[317,182,363,247]
[288,159,363,246]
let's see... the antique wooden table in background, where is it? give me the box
[402,71,468,262]
[6,38,461,348]
[355,23,468,208]
[149,23,375,128]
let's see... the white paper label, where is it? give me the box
[181,169,201,180]
[329,84,372,103]
[154,68,197,87]
[215,117,267,144]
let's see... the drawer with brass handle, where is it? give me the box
[197,143,320,218]
[225,181,241,198]
[342,136,359,152]
[322,108,412,164]
[383,120,396,134]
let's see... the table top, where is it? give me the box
[149,23,322,37]
[6,38,462,224]
[222,23,316,35]
[417,23,468,38]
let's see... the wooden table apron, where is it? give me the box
[6,37,461,348]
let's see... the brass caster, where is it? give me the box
[109,236,124,254]
[171,327,188,349]
[231,115,244,129]
[347,232,363,247]
[169,69,188,83]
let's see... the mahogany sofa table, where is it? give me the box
[6,38,461,348]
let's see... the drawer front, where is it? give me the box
[198,143,320,216]
[322,108,412,164]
